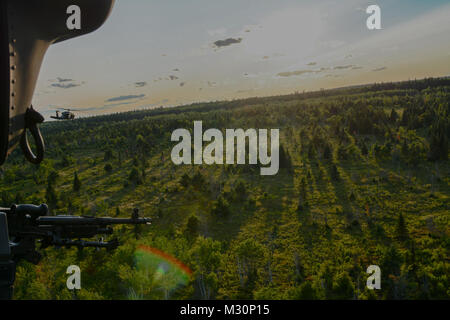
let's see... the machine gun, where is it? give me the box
[0,204,151,299]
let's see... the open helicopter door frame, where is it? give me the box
[0,0,115,166]
[0,212,14,300]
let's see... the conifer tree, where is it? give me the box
[396,212,409,242]
[73,171,81,192]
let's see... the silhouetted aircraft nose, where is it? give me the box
[30,0,116,43]
[0,0,115,165]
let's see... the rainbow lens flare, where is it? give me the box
[134,245,192,294]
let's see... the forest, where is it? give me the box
[0,77,448,300]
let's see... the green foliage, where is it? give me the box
[211,196,230,217]
[292,281,318,300]
[332,272,355,300]
[189,237,222,299]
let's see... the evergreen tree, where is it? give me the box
[390,108,399,123]
[360,142,368,156]
[211,196,230,217]
[192,171,206,190]
[298,178,308,210]
[428,116,448,161]
[234,181,247,202]
[73,171,81,192]
[104,163,113,173]
[180,173,191,188]
[104,149,113,161]
[396,212,409,242]
[332,272,355,300]
[185,215,200,239]
[330,164,340,181]
[293,281,317,300]
[46,181,57,207]
[308,144,316,160]
[323,144,332,160]
[279,145,293,170]
[129,167,141,184]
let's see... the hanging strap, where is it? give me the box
[20,106,45,165]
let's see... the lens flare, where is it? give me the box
[134,245,192,290]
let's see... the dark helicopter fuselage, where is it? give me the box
[50,111,75,120]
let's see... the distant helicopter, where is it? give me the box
[50,108,84,120]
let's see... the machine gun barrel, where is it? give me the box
[52,238,120,250]
[36,215,151,226]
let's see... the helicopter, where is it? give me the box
[50,108,84,120]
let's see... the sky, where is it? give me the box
[34,0,450,119]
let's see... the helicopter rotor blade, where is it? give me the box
[50,106,88,113]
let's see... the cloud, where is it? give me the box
[135,82,147,88]
[277,70,314,77]
[179,82,186,87]
[105,94,145,102]
[307,62,317,66]
[173,68,180,72]
[51,83,81,89]
[213,37,242,48]
[277,67,330,77]
[50,77,84,89]
[169,75,179,80]
[56,77,74,82]
[333,65,355,70]
[372,67,387,72]
[236,88,256,94]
